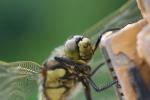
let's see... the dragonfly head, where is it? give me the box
[64,35,94,62]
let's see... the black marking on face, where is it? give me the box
[73,35,83,45]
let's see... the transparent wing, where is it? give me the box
[0,61,41,100]
[85,0,141,42]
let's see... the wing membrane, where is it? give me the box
[0,61,41,100]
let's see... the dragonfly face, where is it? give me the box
[0,29,119,100]
[64,35,94,62]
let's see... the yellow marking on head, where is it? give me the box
[78,38,93,61]
[64,49,80,60]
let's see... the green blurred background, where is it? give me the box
[0,0,126,100]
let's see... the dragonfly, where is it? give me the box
[0,28,119,100]
[0,0,141,100]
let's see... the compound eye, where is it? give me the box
[65,39,77,51]
[64,35,84,53]
[72,35,83,44]
[73,35,83,40]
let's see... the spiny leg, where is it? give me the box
[87,78,117,92]
[55,56,78,66]
[93,28,120,52]
[55,53,110,78]
[90,59,111,77]
[81,79,92,100]
[54,56,89,68]
[90,61,105,77]
[90,28,120,92]
[55,56,117,93]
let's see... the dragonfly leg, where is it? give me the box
[93,28,120,52]
[88,78,117,92]
[81,79,92,100]
[90,61,105,77]
[90,59,111,77]
[54,56,89,68]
